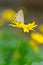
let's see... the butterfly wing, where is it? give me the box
[14,10,24,23]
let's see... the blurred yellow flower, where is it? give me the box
[39,24,43,33]
[2,9,16,20]
[31,33,43,44]
[9,19,37,32]
[30,40,39,53]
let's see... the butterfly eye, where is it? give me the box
[14,10,24,23]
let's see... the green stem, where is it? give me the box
[16,30,23,52]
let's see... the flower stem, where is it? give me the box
[16,30,23,52]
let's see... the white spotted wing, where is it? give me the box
[14,10,24,23]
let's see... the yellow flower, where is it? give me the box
[27,22,37,31]
[9,19,37,32]
[31,33,43,44]
[29,40,39,53]
[2,9,16,20]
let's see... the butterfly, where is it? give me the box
[14,9,24,23]
[10,9,37,32]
